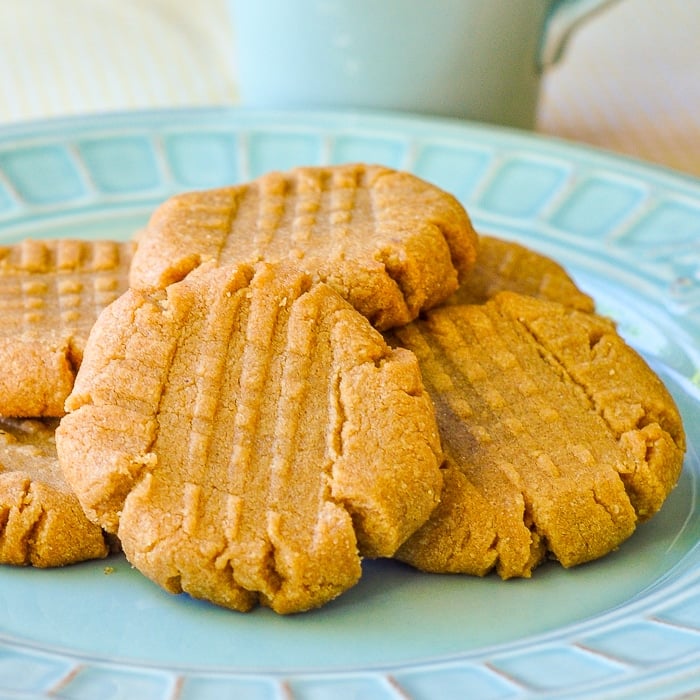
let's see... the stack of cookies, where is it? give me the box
[0,239,134,566]
[0,164,686,614]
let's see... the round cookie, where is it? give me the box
[0,238,135,416]
[128,163,478,330]
[388,292,686,578]
[0,417,109,567]
[57,261,443,614]
[445,234,595,311]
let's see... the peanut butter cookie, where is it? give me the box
[0,238,134,416]
[445,235,595,311]
[57,261,443,613]
[0,417,109,567]
[129,163,478,330]
[388,293,685,578]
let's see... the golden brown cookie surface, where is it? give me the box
[57,261,443,613]
[129,163,478,330]
[0,417,109,567]
[0,238,135,416]
[445,235,595,311]
[388,293,685,578]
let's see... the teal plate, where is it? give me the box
[0,108,699,700]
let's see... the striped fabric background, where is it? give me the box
[0,0,238,118]
[537,0,700,177]
[0,0,698,177]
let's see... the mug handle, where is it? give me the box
[538,0,622,69]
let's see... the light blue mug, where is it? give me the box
[230,0,620,129]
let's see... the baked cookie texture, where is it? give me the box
[446,235,595,312]
[388,292,686,578]
[0,417,109,567]
[128,163,478,330]
[0,238,135,416]
[56,261,443,613]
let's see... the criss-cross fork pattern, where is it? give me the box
[58,261,443,613]
[0,238,133,343]
[0,239,134,416]
[129,164,477,330]
[391,293,686,579]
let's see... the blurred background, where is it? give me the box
[0,0,698,177]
